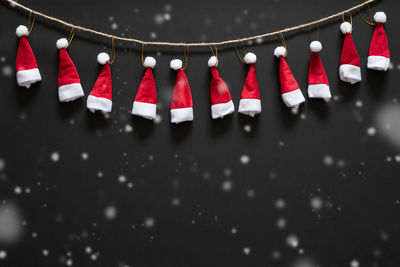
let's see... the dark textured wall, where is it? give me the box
[0,0,399,266]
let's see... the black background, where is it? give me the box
[0,0,400,266]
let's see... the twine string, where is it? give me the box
[7,0,375,47]
[359,4,376,25]
[108,37,116,64]
[182,45,189,70]
[279,32,288,57]
[309,24,319,41]
[234,40,247,63]
[28,11,35,34]
[210,45,218,67]
[141,43,145,65]
[68,27,76,45]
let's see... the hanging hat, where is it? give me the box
[274,46,305,108]
[208,56,235,119]
[56,38,84,102]
[367,12,390,71]
[15,25,41,88]
[169,59,193,123]
[131,57,157,120]
[307,41,331,102]
[339,22,361,84]
[86,53,112,113]
[238,52,261,117]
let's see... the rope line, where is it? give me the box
[7,0,375,47]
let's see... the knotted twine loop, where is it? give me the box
[234,40,247,63]
[141,43,145,65]
[68,27,76,45]
[182,45,189,70]
[28,11,36,34]
[209,45,218,67]
[342,11,353,26]
[108,37,116,64]
[279,32,288,57]
[309,24,319,41]
[358,3,376,26]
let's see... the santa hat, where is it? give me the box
[274,46,305,108]
[56,38,84,102]
[238,52,261,117]
[367,12,390,71]
[169,59,193,123]
[131,57,157,120]
[86,53,112,113]
[208,56,235,119]
[307,41,331,102]
[15,25,41,88]
[339,22,361,84]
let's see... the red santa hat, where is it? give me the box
[15,25,41,89]
[367,12,390,71]
[208,56,235,119]
[274,46,305,108]
[56,38,84,102]
[86,53,112,113]
[131,57,157,120]
[307,41,331,102]
[169,59,193,123]
[238,52,261,117]
[339,22,361,84]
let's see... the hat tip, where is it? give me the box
[310,41,322,52]
[340,22,352,34]
[208,56,218,67]
[374,12,387,23]
[244,52,257,64]
[170,59,183,70]
[274,46,286,58]
[16,25,28,37]
[56,38,69,49]
[97,52,110,65]
[143,56,156,68]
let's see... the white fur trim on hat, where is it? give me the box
[211,100,234,119]
[367,56,390,71]
[170,59,183,70]
[281,89,305,108]
[339,64,361,84]
[97,52,110,65]
[132,101,157,120]
[308,84,331,102]
[274,46,286,58]
[143,56,156,68]
[171,107,194,124]
[340,22,352,34]
[16,25,29,37]
[56,38,69,49]
[310,41,322,52]
[87,95,112,113]
[238,99,261,117]
[243,52,257,64]
[208,56,218,67]
[58,83,84,102]
[16,68,42,89]
[374,12,387,24]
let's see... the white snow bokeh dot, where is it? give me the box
[104,205,117,220]
[240,155,250,165]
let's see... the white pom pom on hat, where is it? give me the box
[374,11,387,23]
[16,25,29,37]
[243,52,257,64]
[143,56,156,68]
[56,38,69,49]
[274,46,286,58]
[208,56,218,67]
[310,41,322,52]
[97,52,110,65]
[340,22,352,34]
[170,59,183,70]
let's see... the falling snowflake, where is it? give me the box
[350,259,360,267]
[104,206,117,220]
[322,155,334,166]
[0,250,6,259]
[221,180,233,192]
[143,217,155,228]
[275,198,286,209]
[240,155,250,165]
[81,152,89,160]
[367,127,376,136]
[310,196,323,210]
[243,247,251,255]
[286,235,299,248]
[0,159,5,172]
[50,152,60,162]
